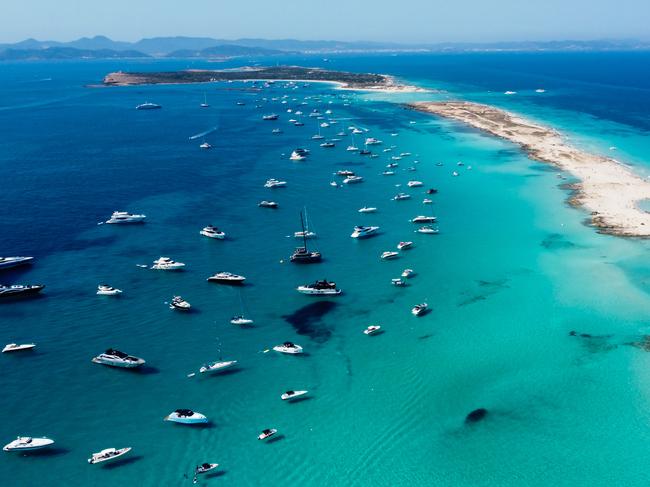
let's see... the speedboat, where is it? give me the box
[164,409,208,424]
[196,463,219,474]
[88,447,131,464]
[230,316,253,325]
[412,303,428,316]
[199,360,237,374]
[258,201,278,208]
[397,241,413,250]
[290,151,306,161]
[350,226,379,239]
[281,390,308,401]
[264,178,287,188]
[294,230,316,239]
[364,325,381,335]
[393,193,411,201]
[199,142,211,149]
[336,170,355,176]
[92,349,145,368]
[391,278,406,286]
[401,269,415,278]
[417,226,439,234]
[151,257,185,270]
[297,280,341,295]
[105,211,146,224]
[0,284,44,297]
[407,180,423,187]
[365,137,382,145]
[262,114,279,120]
[411,216,437,223]
[381,251,399,260]
[273,342,303,354]
[258,428,277,441]
[200,225,226,239]
[2,343,36,353]
[358,207,377,213]
[3,437,54,452]
[207,272,246,284]
[170,296,191,311]
[136,102,161,110]
[0,256,33,270]
[97,285,122,296]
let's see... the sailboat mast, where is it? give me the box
[300,210,308,250]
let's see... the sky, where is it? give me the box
[2,0,649,44]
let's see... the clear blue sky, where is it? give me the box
[2,0,649,44]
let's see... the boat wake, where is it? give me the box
[188,126,218,140]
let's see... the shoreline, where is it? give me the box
[407,101,650,237]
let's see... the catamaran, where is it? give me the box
[290,210,321,263]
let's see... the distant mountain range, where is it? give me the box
[1,35,649,60]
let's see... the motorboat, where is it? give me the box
[343,175,363,184]
[258,429,277,441]
[391,278,406,286]
[264,178,287,188]
[365,137,382,145]
[358,207,377,213]
[393,193,411,201]
[2,343,36,353]
[92,349,145,368]
[297,280,341,295]
[199,141,212,149]
[391,155,402,161]
[387,163,398,168]
[88,447,132,464]
[452,171,459,177]
[336,170,355,176]
[412,303,428,316]
[401,152,412,157]
[330,181,338,187]
[426,188,438,194]
[199,360,237,374]
[281,390,308,401]
[320,122,329,128]
[207,272,246,284]
[397,241,413,250]
[0,256,33,270]
[170,296,191,311]
[407,180,423,187]
[262,114,279,120]
[320,142,335,148]
[293,121,304,126]
[195,463,219,474]
[105,211,146,224]
[258,201,278,208]
[97,285,122,296]
[364,325,381,335]
[381,251,399,260]
[230,316,254,325]
[382,171,395,176]
[151,257,185,270]
[164,409,208,424]
[0,284,44,297]
[135,102,161,110]
[401,269,415,278]
[417,226,439,234]
[290,151,306,161]
[411,216,437,223]
[350,226,379,239]
[273,342,303,354]
[200,225,226,239]
[272,128,283,134]
[423,199,433,204]
[3,437,54,452]
[359,149,371,155]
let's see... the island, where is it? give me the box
[408,101,650,237]
[102,65,422,92]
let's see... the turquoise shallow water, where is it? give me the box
[1,54,650,486]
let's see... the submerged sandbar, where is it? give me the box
[408,101,650,237]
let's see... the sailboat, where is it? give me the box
[200,93,209,108]
[230,291,254,325]
[346,133,359,152]
[290,210,321,263]
[311,121,324,140]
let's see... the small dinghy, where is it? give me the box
[2,343,36,353]
[364,325,382,335]
[3,436,54,452]
[281,390,308,401]
[258,428,277,441]
[88,447,131,464]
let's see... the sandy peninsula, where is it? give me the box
[408,101,650,237]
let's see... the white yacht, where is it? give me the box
[417,226,439,234]
[207,272,246,284]
[135,102,161,110]
[200,225,226,239]
[88,447,132,464]
[151,257,185,270]
[350,226,379,239]
[0,256,33,270]
[199,360,237,374]
[230,316,253,325]
[297,280,341,295]
[343,176,363,184]
[97,285,122,296]
[264,178,287,188]
[258,428,277,441]
[258,201,278,208]
[281,390,308,401]
[407,180,423,187]
[2,343,36,353]
[199,141,212,149]
[358,207,377,213]
[3,437,54,452]
[290,151,306,161]
[381,251,399,260]
[92,349,145,368]
[273,342,303,354]
[105,211,146,224]
[336,170,355,176]
[393,193,411,201]
[412,303,428,316]
[365,137,382,145]
[164,409,208,424]
[196,463,219,474]
[411,216,437,223]
[397,241,413,250]
[364,325,382,335]
[170,296,191,311]
[401,269,415,278]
